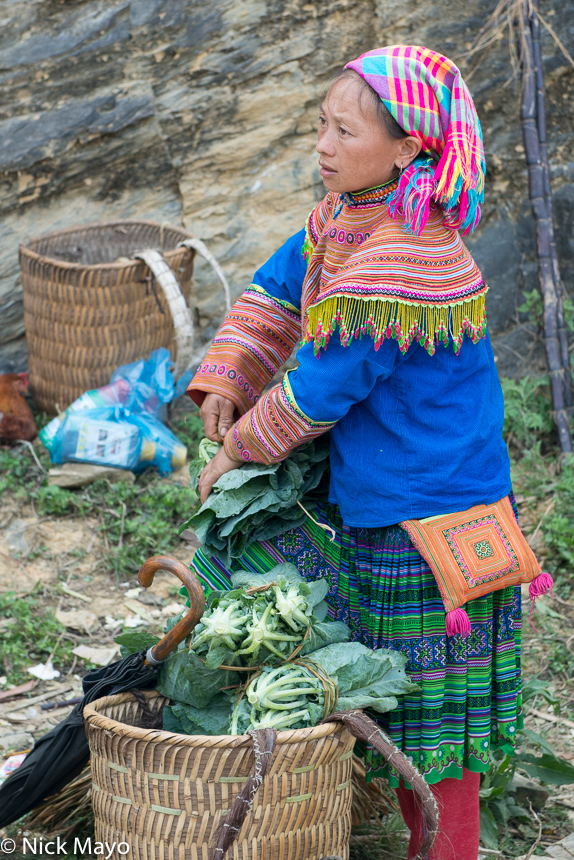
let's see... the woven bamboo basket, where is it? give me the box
[84,689,355,860]
[20,220,196,414]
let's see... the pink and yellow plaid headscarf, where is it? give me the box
[346,45,485,235]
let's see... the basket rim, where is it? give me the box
[19,219,196,272]
[83,689,345,748]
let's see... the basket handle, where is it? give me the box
[137,555,206,665]
[322,711,438,860]
[135,249,194,379]
[178,237,231,315]
[136,238,231,380]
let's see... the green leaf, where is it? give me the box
[521,678,560,712]
[156,649,240,708]
[307,579,329,607]
[164,694,233,736]
[181,436,330,563]
[299,621,350,656]
[519,728,557,758]
[162,704,187,734]
[479,805,499,849]
[204,644,235,670]
[230,564,301,589]
[518,753,574,785]
[312,600,328,622]
[114,629,160,657]
[308,642,419,714]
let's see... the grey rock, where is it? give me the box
[0,729,35,752]
[48,463,136,489]
[515,832,574,860]
[466,218,523,335]
[508,772,550,812]
[0,92,155,172]
[0,4,130,70]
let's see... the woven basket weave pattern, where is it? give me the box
[85,691,354,860]
[20,221,195,414]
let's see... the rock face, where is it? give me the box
[1,0,573,382]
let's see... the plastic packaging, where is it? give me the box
[40,348,176,455]
[49,406,187,476]
[0,753,28,787]
[52,407,142,470]
[130,412,188,474]
[41,348,187,476]
[39,379,130,455]
[111,347,174,418]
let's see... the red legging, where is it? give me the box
[396,768,480,860]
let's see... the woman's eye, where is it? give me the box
[318,116,327,125]
[339,127,348,136]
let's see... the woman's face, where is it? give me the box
[316,75,420,194]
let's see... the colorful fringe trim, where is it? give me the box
[304,292,487,357]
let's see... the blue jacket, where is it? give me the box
[251,230,511,527]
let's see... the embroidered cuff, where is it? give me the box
[223,372,334,464]
[187,286,301,414]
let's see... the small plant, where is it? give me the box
[0,584,74,684]
[544,457,574,573]
[479,679,574,849]
[517,288,544,330]
[500,375,554,452]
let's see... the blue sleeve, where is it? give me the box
[252,229,307,311]
[287,334,411,423]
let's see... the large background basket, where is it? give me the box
[84,690,355,860]
[20,220,196,415]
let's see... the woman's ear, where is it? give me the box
[396,136,422,168]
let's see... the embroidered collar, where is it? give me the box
[343,177,400,207]
[333,177,400,218]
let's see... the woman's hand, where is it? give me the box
[198,446,242,504]
[200,393,236,442]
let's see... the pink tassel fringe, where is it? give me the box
[528,571,554,632]
[529,571,554,600]
[445,607,472,638]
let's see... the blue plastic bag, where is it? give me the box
[42,348,187,475]
[111,347,175,418]
[50,405,187,476]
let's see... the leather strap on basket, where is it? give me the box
[209,727,276,860]
[322,711,439,860]
[179,237,232,315]
[135,249,194,379]
[136,239,231,380]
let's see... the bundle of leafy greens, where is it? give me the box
[230,643,418,734]
[164,564,348,671]
[180,435,330,566]
[120,563,419,737]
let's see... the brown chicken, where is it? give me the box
[0,373,37,443]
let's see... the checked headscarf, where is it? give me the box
[346,45,485,235]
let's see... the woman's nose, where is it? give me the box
[316,133,335,157]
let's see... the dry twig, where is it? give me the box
[523,800,543,860]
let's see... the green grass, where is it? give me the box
[0,584,77,685]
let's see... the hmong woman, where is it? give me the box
[187,46,521,860]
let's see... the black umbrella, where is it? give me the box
[0,556,205,828]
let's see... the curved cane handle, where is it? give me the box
[137,555,206,664]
